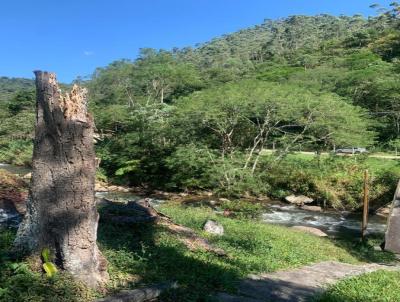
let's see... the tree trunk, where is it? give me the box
[385,180,400,253]
[13,71,108,288]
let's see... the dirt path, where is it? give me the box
[216,261,399,302]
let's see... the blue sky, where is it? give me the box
[0,0,394,82]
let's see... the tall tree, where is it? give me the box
[13,71,108,288]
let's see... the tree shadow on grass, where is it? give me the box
[328,228,396,264]
[97,203,240,302]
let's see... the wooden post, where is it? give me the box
[361,170,369,240]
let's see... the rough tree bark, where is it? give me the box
[13,71,109,287]
[385,180,400,253]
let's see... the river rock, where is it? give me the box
[209,200,217,206]
[108,185,118,191]
[291,226,328,237]
[95,183,108,192]
[301,205,322,212]
[22,172,32,179]
[203,220,224,235]
[376,205,391,217]
[285,195,313,205]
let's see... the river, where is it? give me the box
[97,191,388,237]
[0,164,388,236]
[0,163,30,176]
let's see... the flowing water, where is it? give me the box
[98,192,388,236]
[0,163,30,175]
[262,203,387,236]
[0,163,388,236]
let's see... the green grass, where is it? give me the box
[0,202,396,301]
[313,270,400,302]
[0,229,97,302]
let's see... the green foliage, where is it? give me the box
[256,65,304,81]
[0,88,35,166]
[41,248,51,262]
[96,168,108,183]
[219,200,264,219]
[114,160,140,176]
[0,140,33,166]
[42,262,58,278]
[6,90,35,114]
[314,270,400,302]
[41,248,58,278]
[165,145,218,190]
[0,77,34,102]
[264,154,400,210]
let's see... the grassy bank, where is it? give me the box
[314,270,400,302]
[1,202,395,301]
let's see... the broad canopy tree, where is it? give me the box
[175,80,375,158]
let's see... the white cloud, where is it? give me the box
[83,50,94,56]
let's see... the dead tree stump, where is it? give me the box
[13,71,109,287]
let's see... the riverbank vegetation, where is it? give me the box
[1,4,400,210]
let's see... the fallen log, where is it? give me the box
[96,282,177,302]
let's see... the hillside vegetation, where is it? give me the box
[0,77,33,102]
[1,3,400,209]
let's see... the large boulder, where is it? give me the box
[291,226,328,237]
[285,194,313,205]
[203,220,224,235]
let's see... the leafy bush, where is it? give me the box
[219,200,264,219]
[0,140,32,166]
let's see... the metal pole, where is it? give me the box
[362,170,369,241]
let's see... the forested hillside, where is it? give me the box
[0,77,33,102]
[2,3,400,209]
